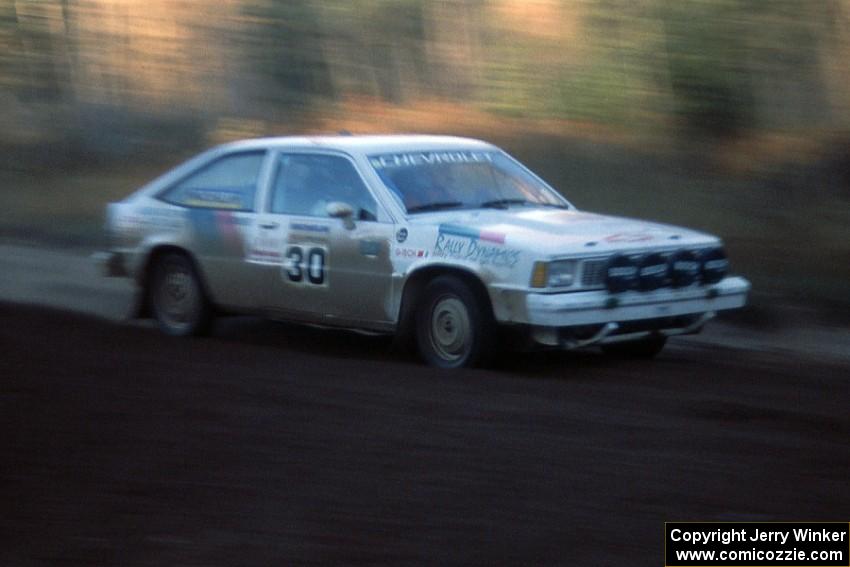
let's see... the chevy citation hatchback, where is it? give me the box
[98,135,750,367]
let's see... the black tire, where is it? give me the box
[415,275,495,368]
[601,335,667,359]
[148,252,212,336]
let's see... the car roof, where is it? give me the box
[217,134,496,156]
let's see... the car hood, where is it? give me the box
[410,208,719,256]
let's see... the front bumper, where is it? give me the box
[525,276,750,328]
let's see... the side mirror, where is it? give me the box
[326,201,355,230]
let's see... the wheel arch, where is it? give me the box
[135,244,215,318]
[396,264,495,338]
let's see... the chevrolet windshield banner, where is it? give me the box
[665,522,849,567]
[369,150,495,169]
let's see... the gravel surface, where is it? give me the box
[1,244,848,565]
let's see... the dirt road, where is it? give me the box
[1,244,848,565]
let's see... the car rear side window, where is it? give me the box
[160,151,265,211]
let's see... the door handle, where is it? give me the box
[259,221,280,229]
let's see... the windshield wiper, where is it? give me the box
[478,198,531,209]
[406,201,465,213]
[478,198,570,210]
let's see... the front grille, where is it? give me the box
[580,258,609,287]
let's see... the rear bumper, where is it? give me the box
[91,251,129,278]
[525,276,750,328]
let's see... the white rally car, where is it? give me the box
[99,135,750,367]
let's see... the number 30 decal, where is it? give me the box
[285,245,326,285]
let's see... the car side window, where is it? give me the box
[160,151,265,211]
[270,153,377,221]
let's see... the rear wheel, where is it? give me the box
[601,335,667,358]
[149,252,212,336]
[415,276,494,368]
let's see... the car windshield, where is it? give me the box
[368,150,568,214]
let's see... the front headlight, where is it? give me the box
[548,260,577,287]
[531,260,577,288]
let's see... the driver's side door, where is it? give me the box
[248,151,396,328]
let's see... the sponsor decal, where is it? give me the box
[369,151,495,170]
[290,222,330,233]
[396,227,408,243]
[247,234,283,263]
[114,214,145,237]
[189,209,243,255]
[116,207,185,235]
[138,206,185,219]
[248,249,282,260]
[604,232,654,243]
[433,224,519,268]
[438,224,505,244]
[184,188,244,210]
[394,247,429,259]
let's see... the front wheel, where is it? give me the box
[148,252,212,336]
[415,276,495,368]
[601,335,667,358]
